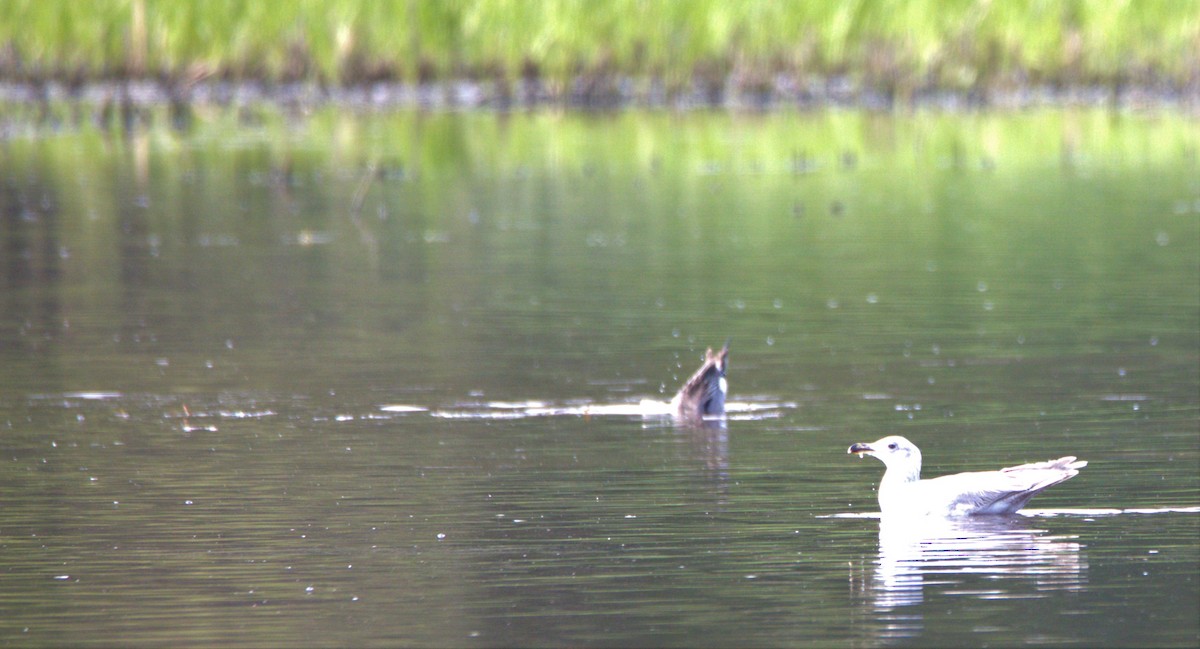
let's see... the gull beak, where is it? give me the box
[848,442,874,457]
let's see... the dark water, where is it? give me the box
[0,109,1197,647]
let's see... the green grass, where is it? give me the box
[0,0,1196,89]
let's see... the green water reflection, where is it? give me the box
[0,108,1197,647]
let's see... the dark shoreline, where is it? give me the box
[1,76,1198,118]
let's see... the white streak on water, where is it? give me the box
[820,506,1200,519]
[412,398,796,421]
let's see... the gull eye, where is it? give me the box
[887,442,898,450]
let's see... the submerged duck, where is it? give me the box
[848,435,1086,517]
[670,341,729,419]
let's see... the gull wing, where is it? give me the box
[903,457,1087,516]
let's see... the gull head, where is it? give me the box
[848,435,923,483]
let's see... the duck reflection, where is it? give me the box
[854,515,1086,641]
[673,417,730,499]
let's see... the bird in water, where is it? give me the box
[670,341,729,420]
[848,435,1086,517]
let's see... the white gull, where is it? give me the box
[848,435,1086,517]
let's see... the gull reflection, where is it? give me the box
[856,515,1086,641]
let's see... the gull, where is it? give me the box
[848,435,1086,517]
[670,341,729,419]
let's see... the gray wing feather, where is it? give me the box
[914,458,1087,516]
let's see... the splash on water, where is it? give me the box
[378,405,429,413]
[380,398,796,421]
[61,391,124,400]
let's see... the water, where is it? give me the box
[0,109,1197,647]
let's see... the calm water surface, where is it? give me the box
[0,109,1197,647]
